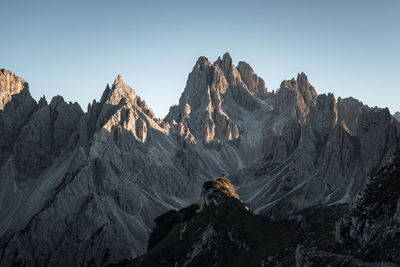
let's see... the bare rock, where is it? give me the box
[394,112,400,121]
[0,69,36,164]
[273,72,317,122]
[237,61,267,97]
[14,95,83,179]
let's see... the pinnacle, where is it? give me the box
[222,52,232,62]
[100,74,137,106]
[113,74,127,86]
[194,56,212,71]
[297,72,308,82]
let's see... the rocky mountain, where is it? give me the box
[0,72,203,266]
[235,87,399,218]
[394,111,400,121]
[296,149,400,266]
[0,53,399,266]
[126,151,400,267]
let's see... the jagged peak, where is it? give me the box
[297,72,308,83]
[194,56,212,71]
[213,52,232,64]
[278,73,317,102]
[237,61,268,96]
[0,68,26,85]
[216,52,233,73]
[37,95,48,108]
[99,84,111,104]
[112,74,131,91]
[394,111,400,121]
[237,61,253,71]
[50,95,66,106]
[222,52,232,63]
[103,75,137,106]
[0,68,33,110]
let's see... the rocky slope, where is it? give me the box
[296,149,400,266]
[235,87,399,218]
[131,150,400,267]
[128,177,302,267]
[394,111,400,121]
[0,73,203,266]
[0,53,399,266]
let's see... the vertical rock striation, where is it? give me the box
[0,53,399,266]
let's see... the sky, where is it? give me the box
[1,0,399,118]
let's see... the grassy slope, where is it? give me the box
[130,198,303,267]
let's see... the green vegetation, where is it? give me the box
[130,197,303,267]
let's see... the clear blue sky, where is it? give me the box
[1,0,399,117]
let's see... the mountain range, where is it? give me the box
[0,53,399,266]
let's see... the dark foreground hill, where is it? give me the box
[120,150,400,266]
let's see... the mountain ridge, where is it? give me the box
[0,54,399,266]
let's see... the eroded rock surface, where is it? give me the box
[0,54,399,266]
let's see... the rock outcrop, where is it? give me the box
[130,178,301,267]
[200,176,241,209]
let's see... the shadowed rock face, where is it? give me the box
[0,69,37,164]
[296,150,400,266]
[129,178,302,267]
[15,96,83,179]
[0,53,399,266]
[237,61,267,97]
[235,84,399,219]
[272,72,318,122]
[394,111,400,121]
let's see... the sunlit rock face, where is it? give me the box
[0,74,201,266]
[296,150,400,266]
[165,53,269,146]
[0,53,399,266]
[199,177,242,210]
[0,69,37,165]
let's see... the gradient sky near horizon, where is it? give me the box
[1,0,399,117]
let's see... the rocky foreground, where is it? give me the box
[123,151,400,266]
[127,177,302,267]
[0,53,399,266]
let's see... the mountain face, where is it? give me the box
[0,54,399,266]
[296,149,400,266]
[395,112,400,121]
[0,73,202,266]
[132,151,400,267]
[235,90,399,218]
